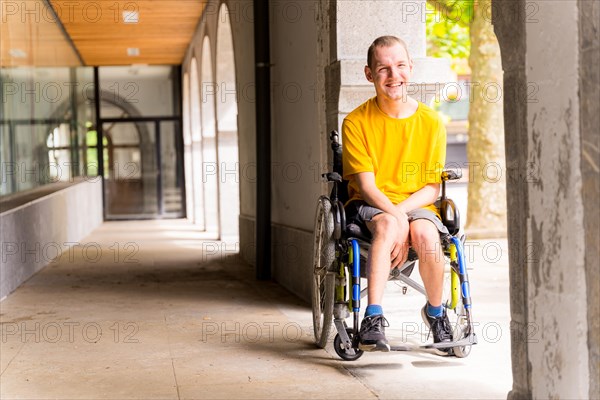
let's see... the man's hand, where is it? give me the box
[396,184,440,214]
[390,210,409,268]
[355,172,411,268]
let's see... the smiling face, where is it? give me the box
[365,43,413,103]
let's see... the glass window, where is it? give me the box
[0,67,97,196]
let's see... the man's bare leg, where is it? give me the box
[410,219,444,306]
[410,219,452,345]
[365,213,409,305]
[358,212,409,351]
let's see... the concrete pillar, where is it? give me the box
[579,1,600,398]
[494,1,598,398]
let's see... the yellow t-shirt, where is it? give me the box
[342,97,446,215]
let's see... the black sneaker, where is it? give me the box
[358,314,391,352]
[421,305,453,346]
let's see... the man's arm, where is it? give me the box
[354,172,408,221]
[355,172,440,216]
[396,183,440,214]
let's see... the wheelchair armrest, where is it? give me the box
[441,169,462,181]
[322,172,342,183]
[438,197,460,236]
[333,200,346,239]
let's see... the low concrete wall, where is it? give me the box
[0,179,103,299]
[239,214,312,303]
[271,223,313,302]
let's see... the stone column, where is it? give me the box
[494,1,598,398]
[579,2,599,398]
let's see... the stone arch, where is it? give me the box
[215,2,240,239]
[182,0,254,243]
[189,57,206,230]
[182,71,195,223]
[48,89,153,194]
[200,35,220,236]
[49,88,152,145]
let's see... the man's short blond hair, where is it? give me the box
[367,36,411,70]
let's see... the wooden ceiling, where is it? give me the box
[1,0,81,67]
[1,0,206,67]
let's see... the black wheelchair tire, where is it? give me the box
[333,328,364,361]
[452,303,472,358]
[453,343,472,358]
[311,197,336,348]
[312,273,334,348]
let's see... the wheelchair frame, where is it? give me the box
[311,131,477,361]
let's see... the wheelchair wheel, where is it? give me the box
[311,196,336,348]
[333,328,364,361]
[451,303,472,358]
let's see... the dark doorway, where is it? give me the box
[100,118,183,219]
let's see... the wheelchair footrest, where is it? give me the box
[387,333,477,352]
[422,333,478,349]
[358,341,391,352]
[389,344,412,351]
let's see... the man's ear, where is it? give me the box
[364,65,374,83]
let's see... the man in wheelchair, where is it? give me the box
[342,35,452,352]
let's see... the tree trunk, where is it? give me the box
[466,0,507,237]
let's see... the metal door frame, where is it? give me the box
[98,117,185,220]
[94,67,185,221]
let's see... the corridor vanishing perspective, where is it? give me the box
[1,0,597,398]
[0,220,511,399]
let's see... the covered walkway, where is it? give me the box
[1,220,511,399]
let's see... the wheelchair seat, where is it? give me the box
[345,221,371,241]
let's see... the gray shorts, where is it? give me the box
[345,200,449,235]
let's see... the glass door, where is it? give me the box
[160,121,185,217]
[101,119,184,219]
[102,121,156,218]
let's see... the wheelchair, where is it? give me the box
[311,131,477,361]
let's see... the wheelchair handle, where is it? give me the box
[441,169,462,181]
[323,172,342,183]
[330,130,340,144]
[441,169,462,201]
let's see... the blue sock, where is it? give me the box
[426,302,444,318]
[365,304,383,317]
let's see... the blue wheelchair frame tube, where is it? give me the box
[351,239,361,312]
[451,236,472,309]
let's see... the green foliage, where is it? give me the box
[426,1,471,61]
[86,129,97,146]
[426,0,475,116]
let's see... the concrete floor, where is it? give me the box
[0,219,512,399]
